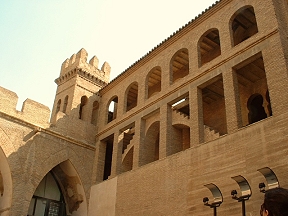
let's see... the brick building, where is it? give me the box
[1,0,288,215]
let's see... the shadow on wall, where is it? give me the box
[0,94,101,215]
[0,128,90,216]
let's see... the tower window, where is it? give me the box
[79,96,88,120]
[56,99,61,113]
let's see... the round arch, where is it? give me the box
[140,121,160,166]
[229,5,258,46]
[145,66,162,99]
[106,95,118,123]
[170,48,189,83]
[124,82,138,112]
[198,28,221,67]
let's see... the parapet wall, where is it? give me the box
[0,86,50,127]
[60,48,111,83]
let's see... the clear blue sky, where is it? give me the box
[0,0,217,111]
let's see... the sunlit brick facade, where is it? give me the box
[1,0,288,215]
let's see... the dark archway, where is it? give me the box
[56,99,61,113]
[79,96,88,120]
[125,82,138,112]
[231,6,258,46]
[146,66,161,98]
[170,48,189,83]
[63,95,68,113]
[198,29,221,66]
[247,94,267,124]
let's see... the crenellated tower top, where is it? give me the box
[51,48,110,123]
[56,48,111,85]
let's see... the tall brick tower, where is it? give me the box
[51,48,110,124]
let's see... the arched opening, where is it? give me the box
[170,48,189,83]
[91,101,99,125]
[233,52,272,126]
[56,99,61,113]
[247,94,267,124]
[146,66,161,98]
[125,82,138,112]
[198,29,221,67]
[79,96,88,120]
[27,172,66,216]
[140,121,160,166]
[28,160,87,216]
[0,147,12,215]
[107,96,118,123]
[62,96,68,113]
[231,6,258,46]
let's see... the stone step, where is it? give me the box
[204,125,220,142]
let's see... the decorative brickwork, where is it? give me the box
[1,0,288,215]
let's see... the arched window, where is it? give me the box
[233,53,271,127]
[56,99,61,113]
[231,6,258,46]
[126,82,138,112]
[146,66,161,98]
[107,96,118,123]
[247,94,267,124]
[91,101,99,125]
[62,95,68,113]
[27,172,66,216]
[198,29,221,67]
[79,96,88,120]
[170,48,189,83]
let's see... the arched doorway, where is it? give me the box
[27,160,87,216]
[27,171,66,216]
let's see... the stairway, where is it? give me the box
[121,128,135,161]
[172,108,190,121]
[204,125,220,142]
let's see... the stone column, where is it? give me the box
[110,129,121,178]
[137,76,146,107]
[189,86,204,146]
[93,138,106,184]
[159,104,171,158]
[262,41,288,117]
[223,69,242,133]
[133,117,145,169]
[161,60,171,91]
